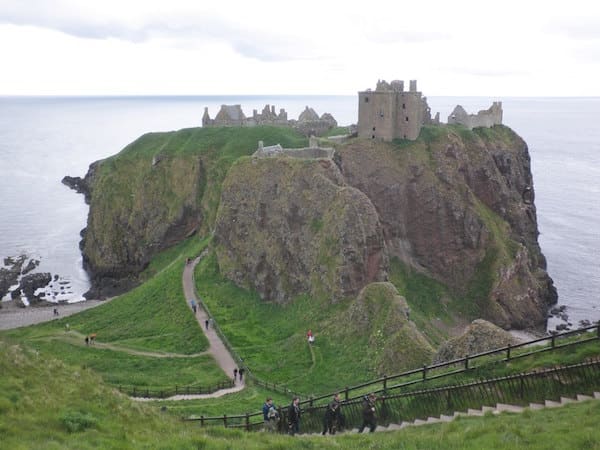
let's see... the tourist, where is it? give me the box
[205,319,209,330]
[238,367,245,381]
[322,393,342,435]
[358,393,377,433]
[233,368,238,381]
[262,398,279,432]
[288,396,301,435]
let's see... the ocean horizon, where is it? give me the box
[1,95,598,331]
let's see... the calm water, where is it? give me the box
[0,96,598,329]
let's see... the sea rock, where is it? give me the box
[434,319,519,363]
[18,272,52,304]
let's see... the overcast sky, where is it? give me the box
[1,0,599,96]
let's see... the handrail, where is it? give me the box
[185,323,600,426]
[188,357,600,432]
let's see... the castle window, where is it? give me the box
[372,127,376,131]
[365,97,370,103]
[402,103,406,109]
[379,109,384,118]
[405,116,409,122]
[372,135,375,139]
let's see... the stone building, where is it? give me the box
[447,102,503,130]
[202,104,337,136]
[357,80,435,141]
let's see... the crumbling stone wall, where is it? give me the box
[448,102,503,130]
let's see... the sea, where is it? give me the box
[0,96,598,330]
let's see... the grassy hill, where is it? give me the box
[2,337,600,449]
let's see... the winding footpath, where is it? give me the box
[0,255,246,401]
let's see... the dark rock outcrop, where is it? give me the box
[18,272,52,304]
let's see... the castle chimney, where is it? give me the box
[409,80,417,92]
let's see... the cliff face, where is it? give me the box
[333,126,556,329]
[214,157,388,302]
[77,125,556,330]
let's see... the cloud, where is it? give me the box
[365,29,451,45]
[0,1,327,62]
[545,16,600,41]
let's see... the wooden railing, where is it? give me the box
[184,324,600,430]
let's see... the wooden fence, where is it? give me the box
[184,324,600,430]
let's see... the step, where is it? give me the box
[386,423,403,430]
[413,418,428,426]
[439,414,454,422]
[426,417,442,424]
[467,408,484,416]
[545,400,562,408]
[374,425,387,432]
[453,411,468,418]
[594,392,600,399]
[496,403,524,413]
[577,394,594,401]
[481,406,497,414]
[560,396,576,405]
[528,402,545,410]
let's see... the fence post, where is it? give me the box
[200,416,204,427]
[223,414,227,427]
[344,386,350,401]
[245,413,250,432]
[507,344,511,361]
[597,323,600,339]
[309,396,314,407]
[383,374,387,392]
[551,335,555,348]
[519,375,524,399]
[423,365,427,381]
[133,387,136,396]
[465,356,469,370]
[175,385,178,395]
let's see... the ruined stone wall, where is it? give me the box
[448,102,503,130]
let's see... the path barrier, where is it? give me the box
[118,380,234,399]
[185,324,600,431]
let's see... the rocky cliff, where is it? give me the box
[74,124,556,330]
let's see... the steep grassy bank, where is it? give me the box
[2,337,600,450]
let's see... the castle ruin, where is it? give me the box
[358,79,502,141]
[202,104,337,137]
[448,102,503,130]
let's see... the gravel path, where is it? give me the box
[0,299,109,330]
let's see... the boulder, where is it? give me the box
[434,319,519,363]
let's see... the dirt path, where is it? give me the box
[180,255,246,396]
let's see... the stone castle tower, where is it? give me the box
[358,80,433,141]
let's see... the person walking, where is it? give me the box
[358,393,377,433]
[233,368,238,381]
[205,319,209,330]
[238,367,245,381]
[322,393,342,435]
[288,396,301,435]
[262,398,279,432]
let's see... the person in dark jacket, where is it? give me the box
[288,396,301,435]
[322,393,342,435]
[262,398,278,432]
[358,393,377,433]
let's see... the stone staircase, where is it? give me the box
[307,392,600,436]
